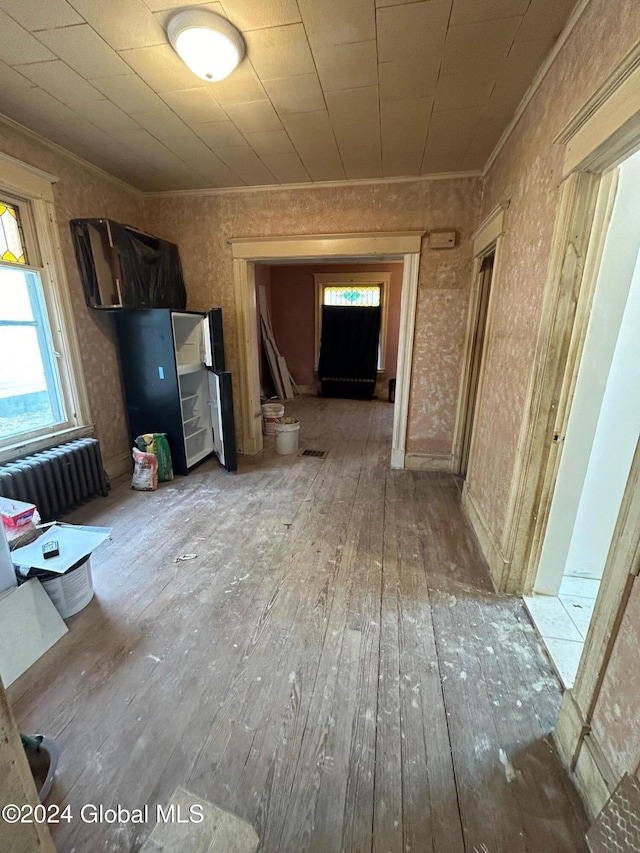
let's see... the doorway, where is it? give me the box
[459,251,494,477]
[229,232,423,467]
[524,149,640,687]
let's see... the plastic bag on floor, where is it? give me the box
[135,433,174,482]
[131,447,158,491]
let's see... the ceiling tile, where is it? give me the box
[82,99,141,132]
[193,120,247,149]
[421,147,466,173]
[143,0,219,12]
[382,148,423,176]
[298,0,375,47]
[450,0,529,26]
[129,106,193,141]
[462,117,506,168]
[0,11,56,64]
[440,16,522,76]
[262,74,325,115]
[258,150,310,183]
[151,3,224,30]
[377,0,451,63]
[340,146,383,179]
[36,24,131,79]
[219,0,301,30]
[325,87,380,150]
[223,100,282,133]
[108,126,194,171]
[160,88,227,123]
[92,74,165,113]
[207,62,266,104]
[280,111,345,180]
[68,0,166,50]
[214,146,277,184]
[381,97,433,151]
[244,129,294,154]
[484,38,553,119]
[15,60,104,110]
[0,59,35,91]
[152,132,240,181]
[312,40,378,92]
[245,24,315,81]
[379,56,440,102]
[0,0,82,31]
[118,43,200,93]
[515,0,577,43]
[434,70,497,112]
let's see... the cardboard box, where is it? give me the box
[0,496,36,529]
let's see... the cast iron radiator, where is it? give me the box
[0,438,108,522]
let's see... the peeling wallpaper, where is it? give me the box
[467,0,640,545]
[0,120,145,470]
[144,178,482,457]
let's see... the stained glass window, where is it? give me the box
[323,285,380,306]
[0,201,27,265]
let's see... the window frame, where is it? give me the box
[314,271,391,373]
[0,152,92,462]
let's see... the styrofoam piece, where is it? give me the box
[0,580,67,686]
[12,523,111,575]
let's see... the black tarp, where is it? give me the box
[71,219,187,310]
[318,305,381,399]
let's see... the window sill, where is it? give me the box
[0,424,95,465]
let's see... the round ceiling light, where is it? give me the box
[167,9,245,82]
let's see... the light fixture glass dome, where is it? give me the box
[167,9,245,82]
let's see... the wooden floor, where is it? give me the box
[9,397,589,853]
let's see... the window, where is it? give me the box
[0,154,90,457]
[314,272,390,371]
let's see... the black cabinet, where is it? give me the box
[71,219,187,310]
[115,309,236,474]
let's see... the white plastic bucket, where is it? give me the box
[262,402,285,435]
[274,418,300,455]
[40,557,94,619]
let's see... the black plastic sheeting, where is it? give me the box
[318,305,381,399]
[71,219,187,310]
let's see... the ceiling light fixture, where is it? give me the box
[167,9,245,82]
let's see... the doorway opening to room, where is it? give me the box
[524,148,640,688]
[230,232,423,468]
[256,265,401,403]
[459,250,494,478]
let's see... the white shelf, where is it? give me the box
[185,426,207,440]
[178,363,203,376]
[183,415,200,425]
[180,393,198,402]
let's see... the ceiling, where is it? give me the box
[0,0,578,192]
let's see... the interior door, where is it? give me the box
[207,370,237,472]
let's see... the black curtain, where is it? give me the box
[318,305,381,399]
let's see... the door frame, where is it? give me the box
[506,46,640,816]
[229,232,424,467]
[452,203,506,475]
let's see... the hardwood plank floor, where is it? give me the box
[7,397,589,853]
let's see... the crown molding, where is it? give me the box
[0,113,143,197]
[142,169,483,199]
[556,40,640,145]
[483,0,591,177]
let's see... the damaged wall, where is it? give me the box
[465,0,640,559]
[144,177,482,461]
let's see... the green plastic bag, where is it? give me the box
[135,433,174,482]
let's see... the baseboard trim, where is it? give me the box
[403,452,453,472]
[295,385,318,396]
[104,451,132,483]
[462,485,508,588]
[554,689,614,820]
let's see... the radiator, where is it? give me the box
[0,438,108,522]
